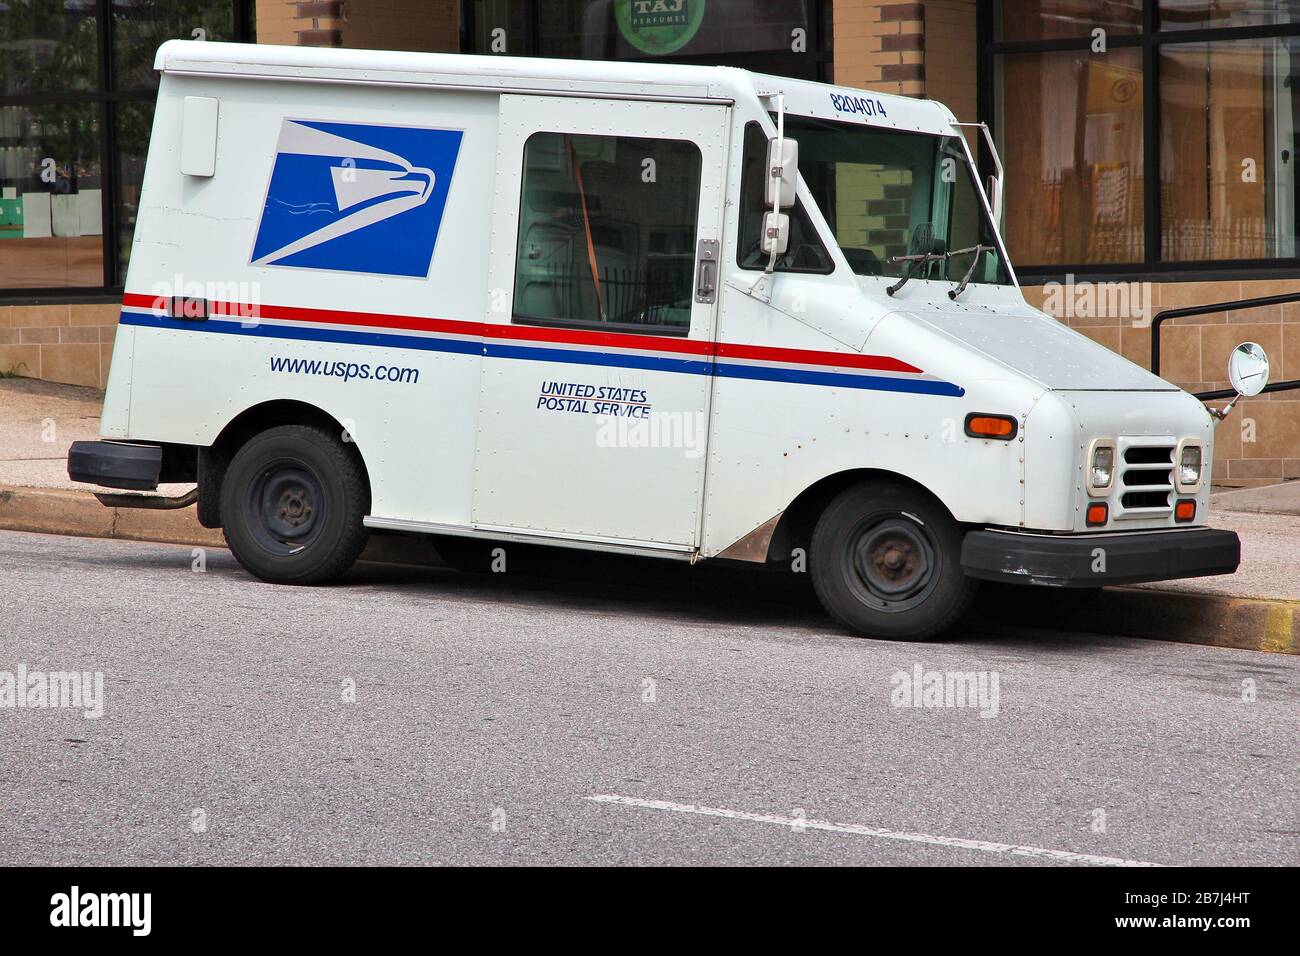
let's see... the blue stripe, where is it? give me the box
[119,310,963,397]
[714,361,965,396]
[485,342,712,376]
[119,310,483,357]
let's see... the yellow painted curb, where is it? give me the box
[0,483,442,565]
[0,484,222,548]
[1079,587,1300,655]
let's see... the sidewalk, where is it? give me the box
[2,377,1297,652]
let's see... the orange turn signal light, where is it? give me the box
[1086,502,1108,526]
[1174,499,1196,523]
[964,413,1018,440]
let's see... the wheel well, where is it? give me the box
[197,400,370,529]
[766,469,955,563]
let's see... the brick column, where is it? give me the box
[832,0,927,98]
[294,0,344,47]
[874,3,926,97]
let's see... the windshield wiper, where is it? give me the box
[886,251,949,296]
[946,244,995,300]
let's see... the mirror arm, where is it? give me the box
[1209,393,1242,421]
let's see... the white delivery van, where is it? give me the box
[68,41,1262,641]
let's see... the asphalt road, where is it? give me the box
[1,528,1296,866]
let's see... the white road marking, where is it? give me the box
[586,794,1163,867]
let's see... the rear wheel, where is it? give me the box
[810,480,977,640]
[220,425,369,585]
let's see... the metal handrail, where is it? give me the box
[1150,293,1300,400]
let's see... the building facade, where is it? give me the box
[2,0,1296,483]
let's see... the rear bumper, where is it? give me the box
[961,527,1240,588]
[67,440,161,491]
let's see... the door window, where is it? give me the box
[513,132,702,334]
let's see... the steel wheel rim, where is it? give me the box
[842,514,939,612]
[247,459,325,556]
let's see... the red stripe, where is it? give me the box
[716,341,920,374]
[121,293,921,375]
[483,321,714,357]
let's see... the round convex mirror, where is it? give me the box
[1228,342,1270,397]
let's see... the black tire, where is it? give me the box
[220,424,369,585]
[810,480,977,640]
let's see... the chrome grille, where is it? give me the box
[1117,439,1174,516]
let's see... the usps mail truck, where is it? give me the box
[68,41,1260,641]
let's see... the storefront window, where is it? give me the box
[0,0,99,96]
[114,99,156,282]
[1159,0,1300,31]
[1161,38,1298,260]
[997,49,1145,265]
[991,1,1300,271]
[995,0,1141,42]
[0,1,251,295]
[113,0,238,89]
[0,104,103,289]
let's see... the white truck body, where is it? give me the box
[72,41,1238,639]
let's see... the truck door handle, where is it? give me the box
[695,239,720,304]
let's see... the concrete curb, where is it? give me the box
[0,484,223,548]
[1,483,1296,654]
[0,484,441,566]
[1064,587,1299,655]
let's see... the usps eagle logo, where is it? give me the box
[250,120,463,277]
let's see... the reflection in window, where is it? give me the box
[1159,0,1300,31]
[513,132,701,332]
[0,104,103,289]
[994,0,1141,42]
[1161,38,1299,260]
[112,0,236,89]
[997,49,1145,265]
[0,0,99,96]
[114,99,155,283]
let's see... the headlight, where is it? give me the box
[1089,444,1115,491]
[1178,444,1202,489]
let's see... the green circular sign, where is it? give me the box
[616,0,706,56]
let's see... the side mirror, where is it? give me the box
[1210,341,1270,421]
[761,211,789,256]
[1228,341,1270,397]
[765,137,799,209]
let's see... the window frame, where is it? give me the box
[508,129,705,339]
[979,0,1300,282]
[0,0,254,302]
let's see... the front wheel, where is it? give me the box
[810,481,977,640]
[220,424,370,585]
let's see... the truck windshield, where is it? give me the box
[783,115,1011,287]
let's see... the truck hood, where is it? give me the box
[896,306,1175,392]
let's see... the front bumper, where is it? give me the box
[961,527,1240,588]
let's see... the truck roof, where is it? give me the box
[154,41,959,136]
